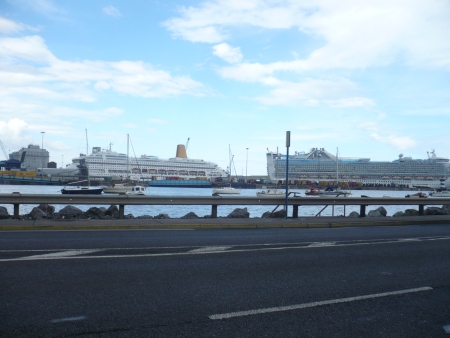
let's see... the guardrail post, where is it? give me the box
[418,205,424,216]
[13,203,20,219]
[292,205,298,218]
[359,204,366,217]
[119,205,125,219]
[211,205,217,218]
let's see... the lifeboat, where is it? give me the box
[189,171,197,175]
[197,171,206,176]
[403,176,412,180]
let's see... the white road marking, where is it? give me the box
[443,325,450,333]
[51,316,87,323]
[1,236,449,262]
[189,246,232,253]
[209,287,433,320]
[307,242,336,247]
[17,249,102,260]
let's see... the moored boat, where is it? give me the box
[103,183,132,194]
[212,185,241,195]
[256,189,285,198]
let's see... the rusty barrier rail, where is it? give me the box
[1,193,449,219]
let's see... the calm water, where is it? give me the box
[0,185,430,218]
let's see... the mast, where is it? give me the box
[85,129,90,186]
[127,134,129,181]
[336,147,339,185]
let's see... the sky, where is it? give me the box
[0,0,449,176]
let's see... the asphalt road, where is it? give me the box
[1,225,450,337]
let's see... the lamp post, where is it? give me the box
[246,148,249,177]
[41,131,45,168]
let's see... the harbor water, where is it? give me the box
[0,185,436,218]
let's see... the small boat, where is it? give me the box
[256,189,285,198]
[126,186,147,195]
[103,183,132,194]
[212,186,241,195]
[429,191,450,197]
[305,187,322,196]
[61,185,103,195]
[405,192,428,198]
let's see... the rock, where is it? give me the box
[261,210,286,218]
[0,206,9,219]
[393,211,404,217]
[367,206,387,217]
[136,215,153,219]
[85,207,107,218]
[59,205,83,219]
[29,207,46,220]
[105,205,119,218]
[441,205,450,215]
[125,214,135,219]
[426,207,447,215]
[403,209,419,216]
[154,213,170,219]
[181,212,199,219]
[37,204,55,215]
[348,211,359,218]
[227,207,250,218]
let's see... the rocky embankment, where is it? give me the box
[1,204,450,220]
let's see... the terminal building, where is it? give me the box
[9,144,49,171]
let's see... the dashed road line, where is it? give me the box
[209,287,433,320]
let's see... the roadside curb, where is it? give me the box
[1,217,449,231]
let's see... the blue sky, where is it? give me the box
[0,0,449,175]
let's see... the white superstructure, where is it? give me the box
[65,144,227,181]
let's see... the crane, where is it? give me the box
[0,140,8,160]
[185,137,190,151]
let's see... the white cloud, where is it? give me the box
[212,43,243,63]
[103,6,122,18]
[0,17,32,34]
[164,0,450,70]
[371,133,418,150]
[252,78,374,107]
[356,121,378,132]
[0,33,209,102]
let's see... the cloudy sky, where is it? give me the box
[0,0,449,175]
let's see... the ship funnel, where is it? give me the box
[176,144,188,158]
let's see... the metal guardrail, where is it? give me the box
[1,193,449,219]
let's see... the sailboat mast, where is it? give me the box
[127,134,129,181]
[85,129,90,186]
[336,147,339,185]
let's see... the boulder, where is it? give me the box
[348,211,359,218]
[85,207,107,218]
[154,213,170,219]
[441,205,450,215]
[393,211,404,217]
[181,212,199,219]
[105,205,119,218]
[37,204,55,215]
[261,210,285,218]
[59,205,83,219]
[367,206,387,217]
[426,207,447,215]
[403,209,419,216]
[29,207,46,220]
[0,206,9,219]
[227,207,250,218]
[136,215,153,219]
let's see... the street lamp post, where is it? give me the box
[41,131,45,168]
[246,148,249,177]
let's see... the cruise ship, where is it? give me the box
[38,144,228,182]
[267,148,450,189]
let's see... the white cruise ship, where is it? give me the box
[79,144,226,181]
[267,148,450,189]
